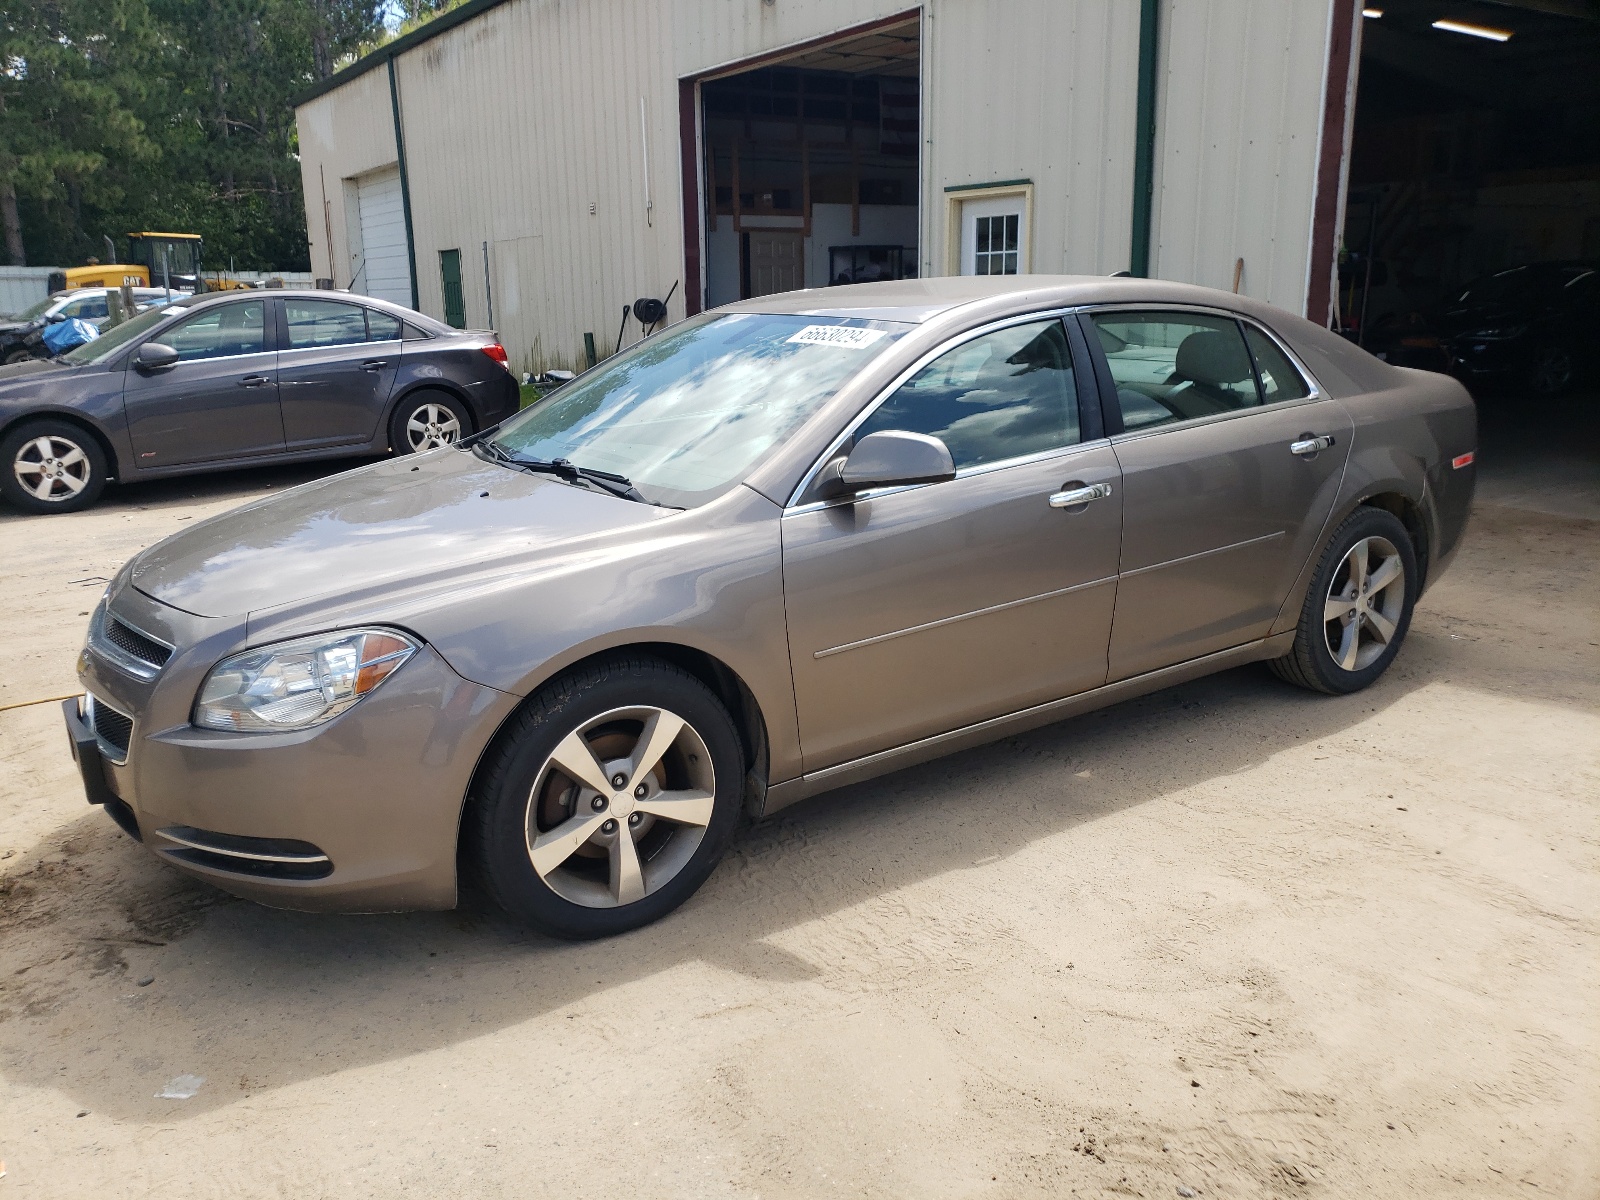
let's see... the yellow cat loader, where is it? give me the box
[47,233,257,295]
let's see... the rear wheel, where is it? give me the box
[1268,507,1418,695]
[0,419,108,514]
[470,655,745,939]
[1528,344,1573,396]
[389,389,471,454]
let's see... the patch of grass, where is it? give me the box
[519,383,547,409]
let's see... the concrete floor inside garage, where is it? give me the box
[0,386,1595,1197]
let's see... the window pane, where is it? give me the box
[976,217,991,255]
[855,318,1079,470]
[367,309,402,341]
[1089,311,1258,431]
[1244,325,1309,403]
[1003,214,1018,251]
[162,301,266,361]
[286,299,368,349]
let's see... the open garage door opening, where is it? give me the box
[1340,0,1600,396]
[693,16,920,309]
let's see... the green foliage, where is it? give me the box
[1,0,384,270]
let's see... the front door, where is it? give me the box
[960,195,1026,276]
[783,316,1122,772]
[745,231,804,298]
[1083,309,1354,681]
[122,298,284,468]
[276,297,400,450]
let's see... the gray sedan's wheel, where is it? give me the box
[471,655,744,939]
[1269,507,1418,695]
[389,389,471,454]
[0,419,108,515]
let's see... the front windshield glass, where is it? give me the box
[14,296,57,321]
[60,303,183,365]
[489,312,911,508]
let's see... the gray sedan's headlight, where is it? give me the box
[194,629,418,733]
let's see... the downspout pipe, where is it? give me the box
[387,55,421,311]
[1129,0,1160,277]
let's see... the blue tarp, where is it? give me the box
[42,317,98,355]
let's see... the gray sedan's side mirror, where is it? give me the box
[133,342,180,371]
[816,430,956,500]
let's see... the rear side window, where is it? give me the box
[1089,311,1259,431]
[162,301,267,361]
[367,310,402,341]
[402,322,431,341]
[1243,325,1310,403]
[285,299,368,349]
[855,318,1080,469]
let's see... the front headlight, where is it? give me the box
[194,628,418,733]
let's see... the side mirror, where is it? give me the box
[816,430,956,500]
[45,312,66,324]
[133,342,180,371]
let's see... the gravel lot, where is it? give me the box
[1,391,1595,1198]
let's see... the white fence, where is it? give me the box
[0,267,59,316]
[231,270,316,287]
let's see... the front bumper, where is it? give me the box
[71,588,520,912]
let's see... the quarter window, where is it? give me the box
[1088,311,1259,432]
[161,301,266,361]
[855,318,1079,470]
[285,299,369,349]
[1243,324,1310,403]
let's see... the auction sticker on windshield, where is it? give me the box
[785,325,887,349]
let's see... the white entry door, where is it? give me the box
[354,168,412,307]
[960,195,1026,276]
[746,231,804,297]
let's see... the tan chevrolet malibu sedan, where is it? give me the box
[65,277,1477,938]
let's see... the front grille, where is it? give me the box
[88,695,133,760]
[104,617,173,669]
[156,826,333,881]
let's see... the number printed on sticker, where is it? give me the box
[785,325,887,349]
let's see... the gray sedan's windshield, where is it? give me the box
[490,312,910,508]
[59,303,180,365]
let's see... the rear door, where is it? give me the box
[276,297,401,450]
[122,298,284,468]
[782,314,1121,771]
[1082,308,1353,681]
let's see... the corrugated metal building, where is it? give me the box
[294,0,1362,374]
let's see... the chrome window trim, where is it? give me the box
[83,692,134,766]
[784,306,1092,511]
[88,605,174,682]
[1078,302,1329,445]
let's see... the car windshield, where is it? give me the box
[59,303,184,365]
[488,312,911,508]
[12,296,58,321]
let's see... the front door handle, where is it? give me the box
[1049,482,1113,509]
[1290,434,1336,456]
[361,359,386,372]
[237,374,270,388]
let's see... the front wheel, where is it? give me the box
[0,419,109,514]
[389,389,471,454]
[1268,507,1419,695]
[1528,344,1574,396]
[469,655,745,939]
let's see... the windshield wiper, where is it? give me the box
[474,442,654,505]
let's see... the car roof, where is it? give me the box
[177,288,446,329]
[713,274,1287,324]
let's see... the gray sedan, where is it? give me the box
[65,277,1476,938]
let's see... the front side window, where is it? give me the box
[1089,311,1259,432]
[490,313,910,509]
[63,295,109,321]
[161,301,266,362]
[285,299,368,349]
[855,318,1079,470]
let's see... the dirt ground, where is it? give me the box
[0,391,1595,1199]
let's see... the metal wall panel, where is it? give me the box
[1148,0,1335,312]
[296,67,399,289]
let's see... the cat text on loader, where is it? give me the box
[46,233,259,296]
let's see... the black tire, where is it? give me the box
[1528,344,1573,396]
[0,418,109,514]
[3,347,34,366]
[469,654,745,939]
[388,389,472,454]
[1268,506,1419,695]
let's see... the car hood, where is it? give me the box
[0,318,36,334]
[0,357,69,389]
[129,446,676,619]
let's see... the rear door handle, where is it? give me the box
[1290,434,1336,456]
[1049,482,1113,508]
[361,359,386,372]
[237,374,270,388]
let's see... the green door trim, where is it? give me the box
[439,249,465,328]
[1130,0,1161,278]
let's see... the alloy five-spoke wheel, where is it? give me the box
[0,419,108,514]
[1269,506,1418,695]
[1322,535,1406,672]
[471,655,744,938]
[526,706,717,909]
[389,389,472,455]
